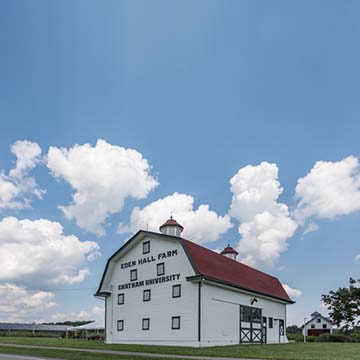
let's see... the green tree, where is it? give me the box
[322,278,360,330]
[286,325,302,334]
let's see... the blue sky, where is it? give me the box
[0,0,359,325]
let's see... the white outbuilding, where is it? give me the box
[96,217,294,347]
[303,311,333,337]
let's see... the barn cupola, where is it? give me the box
[159,216,184,237]
[221,243,238,261]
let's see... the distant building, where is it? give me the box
[96,217,294,347]
[303,311,333,336]
[69,321,105,339]
[0,323,68,335]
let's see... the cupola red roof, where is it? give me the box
[221,246,239,255]
[159,217,184,231]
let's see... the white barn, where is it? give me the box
[96,218,294,347]
[303,311,333,337]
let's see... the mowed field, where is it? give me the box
[0,337,359,360]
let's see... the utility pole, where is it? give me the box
[303,318,307,343]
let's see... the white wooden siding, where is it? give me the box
[200,282,288,345]
[105,235,198,345]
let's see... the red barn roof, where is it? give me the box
[183,239,293,303]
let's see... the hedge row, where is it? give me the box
[316,332,360,343]
[288,331,360,343]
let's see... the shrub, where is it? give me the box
[306,335,317,342]
[316,333,349,342]
[348,331,360,343]
[287,333,307,342]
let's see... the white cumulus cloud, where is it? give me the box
[0,283,56,322]
[294,156,360,224]
[356,254,360,262]
[9,140,42,178]
[303,222,320,235]
[91,305,104,316]
[119,192,232,244]
[0,216,100,286]
[282,284,302,298]
[229,162,284,223]
[229,162,298,268]
[0,140,44,209]
[47,140,159,235]
[0,174,19,208]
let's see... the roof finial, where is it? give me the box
[170,211,173,219]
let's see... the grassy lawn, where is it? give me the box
[0,337,360,360]
[0,345,173,360]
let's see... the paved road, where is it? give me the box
[0,354,62,360]
[0,343,257,360]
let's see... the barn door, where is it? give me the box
[279,319,285,343]
[262,316,267,344]
[240,305,262,344]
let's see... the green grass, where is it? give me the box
[0,345,174,360]
[0,337,360,359]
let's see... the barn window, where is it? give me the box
[172,316,181,330]
[269,317,273,328]
[317,318,321,323]
[157,263,165,276]
[172,284,181,298]
[241,306,251,322]
[142,318,150,330]
[323,324,327,329]
[143,289,151,302]
[311,324,315,329]
[118,293,124,305]
[263,316,267,327]
[117,320,124,331]
[241,305,261,323]
[143,241,150,254]
[130,269,137,281]
[251,308,262,323]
